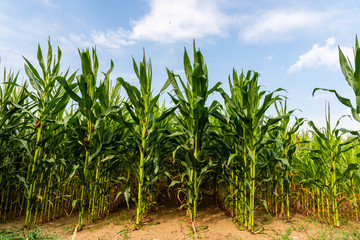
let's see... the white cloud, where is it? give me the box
[68,34,94,49]
[129,0,229,42]
[242,9,332,42]
[91,28,134,49]
[87,0,229,48]
[288,37,353,73]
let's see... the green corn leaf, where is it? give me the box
[23,57,43,85]
[56,76,82,107]
[88,145,102,164]
[313,88,353,108]
[69,164,79,179]
[117,77,140,109]
[339,47,355,88]
[166,69,185,101]
[155,103,180,123]
[124,102,139,124]
[24,64,43,95]
[36,44,47,79]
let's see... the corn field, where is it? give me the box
[1,38,360,234]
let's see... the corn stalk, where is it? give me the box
[218,70,283,233]
[166,42,221,229]
[116,51,175,226]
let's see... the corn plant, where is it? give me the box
[116,52,176,225]
[214,70,252,225]
[21,41,75,228]
[218,69,283,233]
[141,103,179,211]
[56,48,118,229]
[307,104,359,227]
[166,43,221,229]
[272,100,305,221]
[0,67,28,221]
[311,35,360,226]
[341,144,360,221]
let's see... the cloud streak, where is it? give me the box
[67,3,360,50]
[75,0,230,48]
[129,0,229,42]
[288,37,353,73]
[241,9,333,43]
[91,28,134,49]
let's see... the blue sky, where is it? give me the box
[1,0,360,130]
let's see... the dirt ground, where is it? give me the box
[1,202,360,240]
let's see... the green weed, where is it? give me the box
[0,226,57,240]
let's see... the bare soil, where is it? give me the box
[1,201,360,240]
